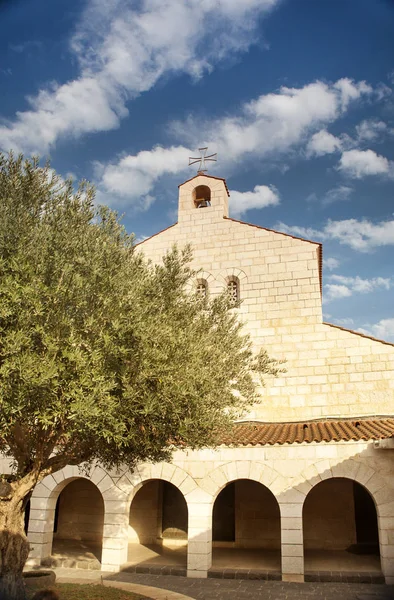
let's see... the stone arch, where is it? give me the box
[216,268,248,292]
[184,270,215,296]
[297,458,394,584]
[200,460,286,503]
[205,461,283,573]
[297,458,388,514]
[27,465,108,567]
[126,462,197,509]
[193,185,211,208]
[30,464,108,510]
[126,463,195,572]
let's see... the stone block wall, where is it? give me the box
[128,480,161,544]
[137,174,394,422]
[303,477,356,550]
[235,480,280,549]
[128,480,188,544]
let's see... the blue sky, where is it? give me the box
[1,0,393,340]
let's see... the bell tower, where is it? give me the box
[178,148,229,223]
[177,174,230,223]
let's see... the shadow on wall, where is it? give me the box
[128,480,188,546]
[213,479,281,550]
[303,477,379,553]
[53,479,104,557]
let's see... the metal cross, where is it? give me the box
[189,147,217,174]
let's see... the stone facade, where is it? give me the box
[20,174,394,582]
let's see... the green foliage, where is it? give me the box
[0,153,278,480]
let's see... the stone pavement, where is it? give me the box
[32,568,394,600]
[106,573,394,600]
[53,568,193,600]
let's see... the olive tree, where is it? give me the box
[0,154,280,599]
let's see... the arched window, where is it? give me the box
[196,280,208,298]
[227,278,239,306]
[193,185,211,208]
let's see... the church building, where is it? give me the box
[26,171,394,584]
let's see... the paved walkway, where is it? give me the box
[50,568,394,600]
[53,568,193,600]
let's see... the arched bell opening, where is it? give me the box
[211,479,281,574]
[127,480,188,570]
[193,185,211,208]
[303,477,381,577]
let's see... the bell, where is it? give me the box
[197,199,208,208]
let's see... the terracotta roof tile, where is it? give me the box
[220,418,394,446]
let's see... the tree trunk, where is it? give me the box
[0,496,30,600]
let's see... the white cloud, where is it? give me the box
[321,185,353,206]
[328,274,391,293]
[338,149,392,178]
[324,275,391,303]
[172,78,373,163]
[0,0,279,155]
[94,145,191,210]
[276,217,394,252]
[324,257,340,271]
[306,129,342,157]
[229,185,280,217]
[333,78,372,110]
[355,119,387,142]
[358,318,394,343]
[331,317,355,327]
[325,219,394,251]
[324,284,352,302]
[95,77,374,210]
[135,234,149,244]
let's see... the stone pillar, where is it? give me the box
[186,489,213,578]
[101,499,129,572]
[279,492,305,583]
[26,482,56,567]
[361,469,394,585]
[377,502,394,584]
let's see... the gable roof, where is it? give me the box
[323,322,394,348]
[134,223,177,247]
[223,216,321,246]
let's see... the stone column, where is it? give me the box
[101,499,129,572]
[376,496,394,584]
[26,482,56,567]
[361,468,394,584]
[279,491,305,583]
[186,489,213,578]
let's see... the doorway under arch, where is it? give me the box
[51,478,104,567]
[211,479,281,574]
[127,479,188,571]
[303,477,381,578]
